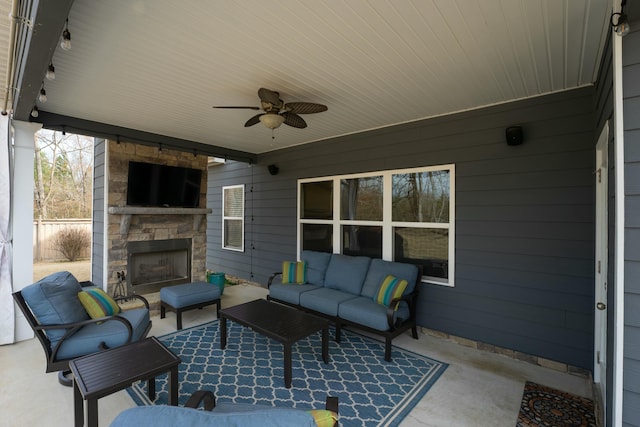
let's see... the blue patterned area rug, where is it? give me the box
[127,320,448,427]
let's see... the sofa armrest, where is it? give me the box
[114,294,150,309]
[41,314,136,360]
[385,289,419,330]
[267,272,282,289]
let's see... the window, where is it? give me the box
[298,165,455,286]
[222,185,244,251]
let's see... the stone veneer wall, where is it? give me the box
[106,141,209,295]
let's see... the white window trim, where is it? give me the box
[222,184,244,252]
[298,164,455,287]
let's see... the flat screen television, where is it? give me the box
[126,161,202,208]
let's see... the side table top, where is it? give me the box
[69,336,180,400]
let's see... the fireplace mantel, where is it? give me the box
[108,206,212,235]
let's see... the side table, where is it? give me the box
[69,336,180,427]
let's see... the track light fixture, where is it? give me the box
[46,63,55,80]
[30,106,38,118]
[61,19,71,50]
[38,85,47,103]
[611,0,630,37]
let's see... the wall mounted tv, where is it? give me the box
[126,161,202,208]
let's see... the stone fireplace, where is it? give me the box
[106,141,210,296]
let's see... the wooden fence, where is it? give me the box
[33,219,92,262]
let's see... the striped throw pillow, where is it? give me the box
[78,288,121,319]
[374,275,408,309]
[282,261,307,284]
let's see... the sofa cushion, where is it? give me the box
[20,271,89,347]
[360,258,419,299]
[56,308,150,360]
[324,254,371,295]
[78,288,121,318]
[338,296,410,332]
[110,405,318,427]
[269,283,320,305]
[374,275,408,309]
[301,250,332,286]
[282,261,307,284]
[299,288,357,317]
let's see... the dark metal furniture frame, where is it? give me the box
[160,297,221,330]
[219,299,329,389]
[69,336,181,427]
[267,273,420,362]
[12,282,152,386]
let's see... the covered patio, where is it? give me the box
[1,1,638,426]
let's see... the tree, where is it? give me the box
[33,130,93,219]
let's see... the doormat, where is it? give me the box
[516,381,596,427]
[127,320,448,427]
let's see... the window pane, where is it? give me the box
[301,181,333,219]
[223,186,243,217]
[342,225,382,258]
[392,170,450,223]
[394,227,448,279]
[340,176,383,221]
[302,224,333,253]
[224,219,243,250]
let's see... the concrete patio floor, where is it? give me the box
[0,282,594,426]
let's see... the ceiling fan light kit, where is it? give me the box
[215,87,327,132]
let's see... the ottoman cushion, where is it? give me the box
[160,282,220,308]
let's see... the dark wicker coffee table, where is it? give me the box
[219,299,329,388]
[69,336,180,427]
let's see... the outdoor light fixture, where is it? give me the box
[31,106,38,118]
[46,63,55,80]
[61,19,71,50]
[259,113,285,129]
[611,0,630,36]
[38,86,47,103]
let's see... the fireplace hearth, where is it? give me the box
[128,238,192,294]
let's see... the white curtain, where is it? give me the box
[0,115,14,344]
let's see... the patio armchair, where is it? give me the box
[12,271,152,386]
[111,390,339,427]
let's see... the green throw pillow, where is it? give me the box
[78,288,121,319]
[374,275,408,309]
[282,261,307,284]
[306,409,338,427]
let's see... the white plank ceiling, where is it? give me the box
[4,0,612,154]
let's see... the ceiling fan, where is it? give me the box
[214,88,328,130]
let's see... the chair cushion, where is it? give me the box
[360,258,419,298]
[20,271,89,347]
[56,308,150,360]
[299,288,357,317]
[338,296,409,331]
[78,288,121,318]
[301,250,332,286]
[110,405,318,427]
[307,409,338,427]
[269,283,320,305]
[160,282,220,308]
[324,254,371,295]
[282,261,307,284]
[374,275,408,309]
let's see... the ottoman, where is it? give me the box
[160,282,221,330]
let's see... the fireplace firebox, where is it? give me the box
[127,238,192,294]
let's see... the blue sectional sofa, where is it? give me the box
[267,250,420,361]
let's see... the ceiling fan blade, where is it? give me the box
[214,106,260,110]
[244,114,264,127]
[282,112,307,129]
[285,102,328,114]
[258,88,282,106]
